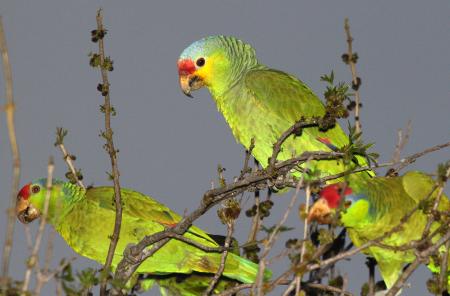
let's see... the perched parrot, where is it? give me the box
[307,171,450,290]
[16,179,271,295]
[177,35,374,184]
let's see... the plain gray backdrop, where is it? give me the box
[1,1,449,295]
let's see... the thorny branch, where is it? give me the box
[93,9,123,296]
[0,16,21,287]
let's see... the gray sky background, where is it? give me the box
[1,1,450,295]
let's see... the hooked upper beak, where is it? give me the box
[179,74,193,98]
[307,198,332,224]
[179,74,204,98]
[16,195,40,224]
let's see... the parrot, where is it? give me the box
[307,171,450,291]
[177,35,374,184]
[16,179,271,295]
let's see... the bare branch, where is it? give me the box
[391,121,412,163]
[239,138,255,180]
[202,222,234,295]
[439,240,450,293]
[34,229,56,295]
[94,9,123,296]
[255,178,304,296]
[0,16,21,286]
[344,18,362,133]
[55,128,85,189]
[395,140,450,173]
[22,157,54,292]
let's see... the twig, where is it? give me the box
[215,283,253,296]
[34,229,56,295]
[421,166,450,239]
[344,18,362,133]
[391,121,412,163]
[385,230,450,296]
[281,279,296,296]
[35,257,75,296]
[165,232,227,252]
[55,128,85,189]
[246,190,261,245]
[341,274,349,296]
[366,257,376,296]
[395,140,450,173]
[268,118,320,169]
[217,279,354,296]
[112,141,445,285]
[95,9,123,296]
[22,157,54,293]
[203,222,234,295]
[112,119,450,287]
[439,240,450,293]
[0,16,21,287]
[246,159,262,252]
[306,180,436,273]
[296,184,312,294]
[255,177,305,296]
[239,138,255,180]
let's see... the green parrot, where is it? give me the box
[177,35,374,184]
[307,171,450,290]
[16,179,271,294]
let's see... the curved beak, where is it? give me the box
[179,74,194,98]
[307,198,332,224]
[16,188,40,224]
[179,74,205,98]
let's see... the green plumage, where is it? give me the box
[179,36,374,183]
[339,171,450,289]
[24,179,270,294]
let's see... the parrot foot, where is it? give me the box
[123,243,142,265]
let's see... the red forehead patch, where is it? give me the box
[319,184,352,209]
[177,59,196,75]
[17,183,31,200]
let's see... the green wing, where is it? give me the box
[56,186,267,284]
[342,172,450,288]
[89,187,217,246]
[228,68,373,182]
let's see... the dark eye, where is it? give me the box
[196,57,205,67]
[31,185,40,194]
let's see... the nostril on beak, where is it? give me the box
[189,75,200,87]
[18,207,30,224]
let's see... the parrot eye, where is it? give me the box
[196,57,205,67]
[31,185,40,194]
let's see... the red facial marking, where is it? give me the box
[17,183,31,200]
[177,59,196,76]
[319,184,352,209]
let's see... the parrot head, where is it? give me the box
[16,179,64,224]
[307,184,353,224]
[177,35,258,98]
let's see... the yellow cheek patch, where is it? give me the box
[194,53,224,86]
